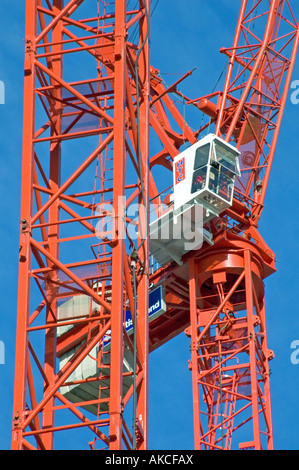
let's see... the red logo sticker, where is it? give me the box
[175,158,185,184]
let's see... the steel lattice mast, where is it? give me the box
[184,0,299,449]
[11,0,299,451]
[12,0,151,450]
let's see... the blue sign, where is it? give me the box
[103,285,166,345]
[149,285,165,318]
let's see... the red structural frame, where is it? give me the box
[11,0,299,450]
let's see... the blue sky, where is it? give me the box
[0,0,298,450]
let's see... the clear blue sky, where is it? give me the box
[0,0,298,450]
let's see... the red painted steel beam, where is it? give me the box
[135,0,150,450]
[11,0,37,450]
[108,0,127,449]
[41,0,63,449]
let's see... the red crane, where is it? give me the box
[11,0,299,450]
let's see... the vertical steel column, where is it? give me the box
[135,0,150,449]
[259,298,274,450]
[42,0,63,449]
[188,259,201,450]
[108,0,127,449]
[244,249,261,450]
[11,0,37,450]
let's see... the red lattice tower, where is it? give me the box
[11,0,299,450]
